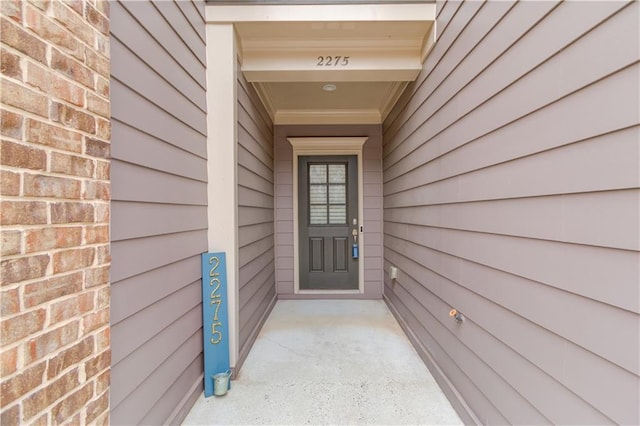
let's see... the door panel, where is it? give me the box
[299,155,358,290]
[333,237,348,272]
[310,238,324,272]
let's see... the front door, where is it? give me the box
[298,155,358,290]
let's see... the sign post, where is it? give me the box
[201,252,230,397]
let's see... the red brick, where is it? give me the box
[1,140,46,170]
[96,32,109,58]
[96,118,110,140]
[85,265,109,288]
[51,202,94,224]
[25,226,83,253]
[61,0,84,16]
[0,361,45,406]
[0,170,20,196]
[83,180,110,200]
[1,110,23,139]
[1,230,21,256]
[82,307,108,334]
[84,225,108,244]
[1,0,22,23]
[52,247,95,274]
[50,101,96,134]
[26,119,83,153]
[50,292,94,325]
[50,48,94,89]
[86,390,109,424]
[29,412,50,426]
[50,152,95,178]
[22,368,79,420]
[86,92,109,118]
[84,48,109,79]
[24,272,83,308]
[0,309,46,346]
[94,326,109,353]
[0,288,20,316]
[28,0,51,12]
[95,411,109,426]
[0,1,112,422]
[86,3,108,35]
[53,79,86,108]
[46,336,93,380]
[94,368,109,395]
[0,78,48,118]
[85,138,109,159]
[0,201,48,225]
[51,1,95,48]
[96,160,109,180]
[0,405,20,426]
[26,175,77,200]
[85,349,109,378]
[27,62,85,107]
[0,17,46,64]
[25,321,79,365]
[25,4,83,61]
[95,75,109,98]
[51,382,93,424]
[60,412,80,426]
[0,254,49,285]
[1,346,19,376]
[23,174,82,199]
[95,244,110,265]
[95,1,109,17]
[95,203,109,223]
[0,48,22,80]
[26,61,53,91]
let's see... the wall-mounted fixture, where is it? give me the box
[449,309,464,323]
[389,265,398,280]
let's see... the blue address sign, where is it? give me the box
[201,252,230,397]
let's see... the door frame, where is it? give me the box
[288,137,367,295]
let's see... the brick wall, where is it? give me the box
[1,1,110,424]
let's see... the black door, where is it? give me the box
[299,155,358,290]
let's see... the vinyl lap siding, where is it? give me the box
[236,64,277,365]
[382,1,639,425]
[109,1,208,424]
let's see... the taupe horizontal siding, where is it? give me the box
[382,1,640,425]
[109,1,208,424]
[236,62,277,365]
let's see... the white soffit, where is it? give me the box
[205,4,436,23]
[206,3,436,125]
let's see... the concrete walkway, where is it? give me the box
[183,300,462,425]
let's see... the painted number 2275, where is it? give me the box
[317,56,350,66]
[208,256,223,345]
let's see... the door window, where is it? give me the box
[308,163,347,225]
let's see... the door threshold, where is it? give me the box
[296,289,362,295]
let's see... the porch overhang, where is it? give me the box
[205,3,436,125]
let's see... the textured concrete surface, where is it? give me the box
[183,300,462,425]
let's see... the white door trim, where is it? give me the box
[288,137,367,295]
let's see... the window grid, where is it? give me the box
[308,163,347,225]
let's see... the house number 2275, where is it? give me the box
[317,56,350,66]
[208,256,223,344]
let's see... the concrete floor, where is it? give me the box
[183,300,462,425]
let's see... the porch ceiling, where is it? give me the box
[206,3,436,125]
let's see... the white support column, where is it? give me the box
[206,23,239,369]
